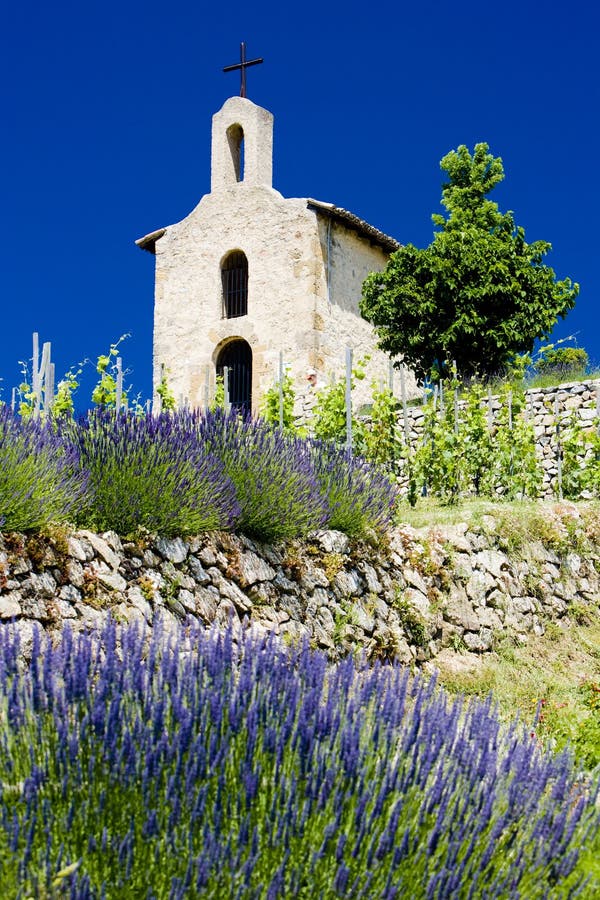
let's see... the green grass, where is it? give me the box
[396,497,600,554]
[524,368,600,390]
[434,619,600,770]
[396,496,600,774]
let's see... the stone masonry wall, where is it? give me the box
[1,510,598,665]
[396,379,600,499]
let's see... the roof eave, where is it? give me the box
[307,199,400,252]
[135,228,167,255]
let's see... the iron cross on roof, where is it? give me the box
[223,42,263,98]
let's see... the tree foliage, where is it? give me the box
[360,143,579,381]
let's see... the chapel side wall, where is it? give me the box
[153,189,322,411]
[314,219,420,408]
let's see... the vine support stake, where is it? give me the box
[278,351,284,429]
[555,395,563,499]
[454,387,459,435]
[224,367,231,414]
[400,365,410,446]
[204,365,210,410]
[116,357,123,413]
[345,346,353,454]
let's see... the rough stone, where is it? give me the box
[310,530,350,555]
[0,594,22,618]
[194,587,219,624]
[272,571,299,594]
[333,569,362,598]
[466,570,495,604]
[76,603,106,629]
[403,587,431,619]
[463,629,493,652]
[359,563,382,594]
[102,531,124,554]
[428,648,483,677]
[347,600,375,634]
[476,607,502,630]
[125,586,153,622]
[486,589,508,610]
[404,567,429,595]
[178,589,196,614]
[299,562,329,592]
[96,570,127,593]
[78,531,121,570]
[198,547,217,567]
[511,596,536,615]
[210,571,251,612]
[56,599,78,619]
[214,599,242,636]
[29,572,57,598]
[65,560,85,588]
[154,537,188,564]
[187,557,211,586]
[452,553,474,580]
[59,584,81,603]
[444,596,480,632]
[20,597,52,620]
[12,557,31,575]
[476,550,508,579]
[237,551,276,586]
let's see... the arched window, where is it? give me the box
[216,339,252,414]
[226,123,244,182]
[221,251,248,318]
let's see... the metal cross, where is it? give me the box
[223,42,263,98]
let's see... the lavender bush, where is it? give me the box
[0,621,597,898]
[72,410,239,536]
[311,439,399,536]
[198,409,329,540]
[0,405,86,531]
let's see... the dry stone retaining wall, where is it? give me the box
[396,379,600,498]
[0,513,598,665]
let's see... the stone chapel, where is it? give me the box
[136,94,417,414]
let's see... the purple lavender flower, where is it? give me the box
[0,405,87,531]
[73,409,239,535]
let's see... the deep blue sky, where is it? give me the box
[1,0,597,407]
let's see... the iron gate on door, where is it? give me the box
[216,339,252,413]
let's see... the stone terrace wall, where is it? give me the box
[1,513,598,666]
[396,379,600,499]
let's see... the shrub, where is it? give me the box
[535,346,589,377]
[310,439,398,535]
[0,406,86,531]
[198,409,328,540]
[72,410,238,536]
[0,622,596,897]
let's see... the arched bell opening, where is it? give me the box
[226,123,244,183]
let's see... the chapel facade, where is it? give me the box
[136,95,418,414]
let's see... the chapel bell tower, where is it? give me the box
[210,96,274,192]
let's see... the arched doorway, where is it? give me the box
[216,339,252,414]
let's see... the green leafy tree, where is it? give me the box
[534,346,589,377]
[361,143,579,381]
